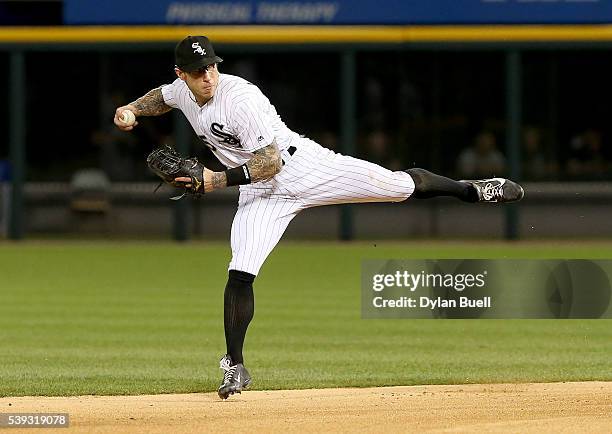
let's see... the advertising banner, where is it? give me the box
[65,1,612,25]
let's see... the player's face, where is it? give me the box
[177,63,219,104]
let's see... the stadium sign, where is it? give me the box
[65,0,612,25]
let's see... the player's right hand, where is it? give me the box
[113,105,139,131]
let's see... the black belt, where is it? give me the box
[282,146,297,165]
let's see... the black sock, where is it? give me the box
[224,269,255,365]
[405,168,479,202]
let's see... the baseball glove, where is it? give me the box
[146,145,205,200]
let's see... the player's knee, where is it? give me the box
[227,269,256,289]
[405,168,431,190]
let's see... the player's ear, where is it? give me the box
[175,67,185,80]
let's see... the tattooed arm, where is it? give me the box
[114,86,172,131]
[128,87,172,116]
[203,141,283,192]
[246,141,283,182]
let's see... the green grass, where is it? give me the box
[0,241,611,396]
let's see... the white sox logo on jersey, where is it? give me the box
[211,123,242,147]
[192,42,206,56]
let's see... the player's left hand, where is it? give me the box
[172,176,193,188]
[175,168,215,191]
[146,145,206,198]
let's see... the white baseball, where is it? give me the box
[119,110,136,126]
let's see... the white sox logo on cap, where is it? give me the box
[175,36,223,72]
[192,42,206,56]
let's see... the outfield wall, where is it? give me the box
[12,182,612,239]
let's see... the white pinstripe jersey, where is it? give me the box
[160,72,415,276]
[161,73,300,168]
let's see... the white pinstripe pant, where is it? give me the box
[228,139,415,275]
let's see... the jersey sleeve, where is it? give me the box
[161,79,180,109]
[232,95,276,152]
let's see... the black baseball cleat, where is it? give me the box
[461,178,524,203]
[217,354,251,400]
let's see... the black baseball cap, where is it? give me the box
[175,36,223,72]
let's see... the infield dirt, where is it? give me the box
[2,382,611,433]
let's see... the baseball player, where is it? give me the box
[113,36,524,400]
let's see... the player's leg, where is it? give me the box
[278,141,522,205]
[277,142,415,205]
[223,270,255,366]
[218,190,300,399]
[405,168,477,201]
[406,168,524,203]
[218,269,255,400]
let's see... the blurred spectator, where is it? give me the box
[225,59,258,83]
[522,126,559,181]
[566,128,608,180]
[361,76,386,130]
[360,129,402,171]
[91,123,140,182]
[0,159,11,182]
[94,91,166,181]
[311,130,339,151]
[398,79,424,122]
[70,168,111,214]
[457,131,506,178]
